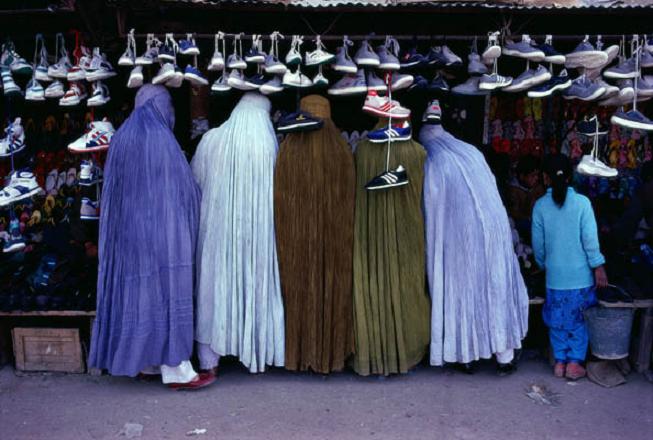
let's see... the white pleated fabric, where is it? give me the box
[420,124,529,366]
[191,93,285,373]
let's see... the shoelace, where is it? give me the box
[128,29,137,55]
[342,35,354,59]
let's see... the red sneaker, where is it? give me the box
[565,362,587,380]
[553,362,566,378]
[168,372,216,391]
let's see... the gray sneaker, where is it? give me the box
[452,77,490,96]
[354,39,380,67]
[442,45,463,67]
[482,31,502,65]
[478,73,513,90]
[260,75,284,95]
[390,73,414,91]
[502,35,545,61]
[503,69,535,93]
[604,56,640,79]
[585,43,620,80]
[638,75,653,97]
[641,50,653,69]
[468,52,488,76]
[563,75,606,101]
[263,54,287,75]
[565,37,609,70]
[367,71,387,92]
[328,69,367,96]
[594,78,619,98]
[334,37,357,74]
[377,37,400,70]
[599,81,634,106]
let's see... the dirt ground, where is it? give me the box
[0,354,651,440]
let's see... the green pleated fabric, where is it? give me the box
[352,130,431,376]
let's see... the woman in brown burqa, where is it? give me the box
[352,120,431,376]
[274,95,355,374]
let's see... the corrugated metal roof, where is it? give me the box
[161,0,653,9]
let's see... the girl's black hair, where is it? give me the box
[544,154,572,208]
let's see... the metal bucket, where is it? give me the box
[584,306,635,360]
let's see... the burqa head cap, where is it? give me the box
[135,84,175,129]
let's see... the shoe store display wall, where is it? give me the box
[0,0,652,376]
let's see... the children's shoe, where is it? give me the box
[422,99,442,124]
[260,76,284,95]
[0,118,26,157]
[0,170,44,207]
[208,33,226,71]
[282,69,313,88]
[354,39,380,67]
[184,65,209,86]
[179,34,200,56]
[334,37,357,73]
[68,119,115,154]
[79,160,103,186]
[80,198,100,221]
[565,362,586,380]
[25,79,45,102]
[165,65,185,88]
[328,69,367,96]
[87,81,111,107]
[365,165,408,191]
[118,29,136,66]
[554,362,566,378]
[152,63,176,85]
[362,91,411,119]
[127,66,144,88]
[45,80,65,98]
[244,34,266,63]
[59,82,87,106]
[305,36,335,66]
[285,35,303,66]
[276,111,323,133]
[2,219,25,253]
[367,120,412,143]
[211,74,231,95]
[1,68,21,96]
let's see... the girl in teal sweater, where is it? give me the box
[532,154,608,380]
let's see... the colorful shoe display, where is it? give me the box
[365,166,408,190]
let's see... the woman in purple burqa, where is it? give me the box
[419,123,529,370]
[90,85,212,388]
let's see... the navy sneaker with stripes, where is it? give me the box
[367,121,412,143]
[365,165,408,191]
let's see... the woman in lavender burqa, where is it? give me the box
[89,85,214,389]
[419,117,529,374]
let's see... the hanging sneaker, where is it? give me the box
[640,50,653,69]
[80,198,100,221]
[504,66,550,93]
[429,73,450,92]
[585,42,620,80]
[48,50,72,79]
[85,51,117,81]
[264,53,287,75]
[276,111,323,133]
[611,108,653,131]
[407,75,429,92]
[227,69,254,90]
[577,154,618,178]
[452,77,489,96]
[328,69,367,96]
[468,52,488,76]
[365,165,408,191]
[25,78,45,102]
[604,56,640,79]
[127,65,144,88]
[537,35,566,64]
[6,48,32,76]
[366,71,387,92]
[59,82,87,106]
[400,45,426,69]
[502,35,545,61]
[165,65,185,88]
[334,37,357,73]
[441,46,463,67]
[1,68,21,96]
[260,76,284,95]
[34,35,52,82]
[68,119,115,153]
[184,65,209,86]
[67,47,92,81]
[565,36,609,70]
[244,73,266,90]
[563,75,606,101]
[478,73,513,90]
[354,39,380,67]
[367,120,412,143]
[152,63,176,85]
[244,34,266,64]
[44,79,65,98]
[637,75,653,97]
[227,52,247,70]
[376,37,400,71]
[599,82,635,107]
[426,46,448,68]
[422,99,442,124]
[362,91,411,119]
[0,118,26,157]
[208,33,226,71]
[2,218,25,254]
[285,35,303,66]
[135,42,159,65]
[390,73,414,91]
[312,69,329,88]
[118,29,136,66]
[179,34,200,56]
[282,69,313,88]
[78,160,103,186]
[0,170,44,207]
[594,78,620,99]
[87,81,111,107]
[482,31,502,65]
[577,115,608,137]
[305,36,335,66]
[211,73,231,95]
[527,69,572,98]
[35,61,51,83]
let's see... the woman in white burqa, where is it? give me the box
[191,92,285,373]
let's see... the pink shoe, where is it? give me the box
[565,362,587,380]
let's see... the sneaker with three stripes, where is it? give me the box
[365,165,409,191]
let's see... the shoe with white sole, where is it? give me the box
[135,34,159,65]
[80,198,100,221]
[85,49,117,81]
[504,65,551,93]
[362,91,411,119]
[45,80,65,98]
[365,165,408,191]
[152,63,176,85]
[478,73,513,90]
[211,74,231,94]
[502,35,545,61]
[527,69,572,98]
[482,31,502,65]
[285,35,303,66]
[118,29,136,66]
[244,34,266,64]
[79,160,103,186]
[2,218,26,253]
[354,39,380,67]
[367,71,387,92]
[165,65,185,88]
[208,33,226,71]
[611,109,653,131]
[376,37,401,71]
[305,35,335,66]
[603,56,640,80]
[0,118,26,157]
[422,99,442,124]
[282,69,313,88]
[227,52,247,70]
[59,82,87,106]
[227,69,257,91]
[367,120,412,143]
[127,65,144,88]
[264,53,287,75]
[563,75,606,101]
[599,82,635,107]
[87,81,111,107]
[328,69,367,96]
[1,68,21,96]
[537,35,566,65]
[260,76,284,95]
[565,36,609,70]
[334,37,358,73]
[67,47,92,81]
[184,65,209,86]
[0,170,44,207]
[390,73,414,91]
[577,154,618,178]
[313,69,329,88]
[68,119,115,153]
[179,34,200,56]
[25,79,45,102]
[276,111,324,133]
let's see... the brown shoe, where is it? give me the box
[168,372,216,391]
[554,362,566,378]
[565,362,586,380]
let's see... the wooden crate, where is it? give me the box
[12,327,84,373]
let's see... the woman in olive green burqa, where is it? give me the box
[352,120,431,376]
[274,95,355,374]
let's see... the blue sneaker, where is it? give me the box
[604,56,639,79]
[400,46,426,69]
[80,197,100,221]
[365,166,408,191]
[183,65,209,86]
[367,121,412,143]
[527,69,572,98]
[2,218,25,253]
[427,46,448,67]
[502,35,545,61]
[565,37,608,69]
[179,35,200,56]
[407,75,428,92]
[277,111,323,133]
[334,37,357,74]
[537,35,566,64]
[563,75,606,101]
[428,73,450,92]
[0,117,26,157]
[611,109,653,131]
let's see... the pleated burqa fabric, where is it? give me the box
[419,124,529,366]
[274,95,355,374]
[352,126,431,376]
[192,92,284,373]
[90,85,200,376]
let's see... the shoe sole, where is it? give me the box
[181,49,200,56]
[328,86,368,96]
[367,86,388,93]
[260,86,283,95]
[400,61,423,69]
[80,215,99,221]
[305,56,336,67]
[544,55,566,64]
[208,63,225,71]
[563,86,606,101]
[86,72,117,82]
[45,92,65,98]
[355,58,380,67]
[501,48,545,61]
[3,242,26,253]
[184,72,209,86]
[577,164,618,178]
[135,59,154,66]
[227,63,248,70]
[528,80,573,98]
[26,95,46,102]
[277,121,322,132]
[368,134,411,143]
[282,82,313,88]
[565,52,609,69]
[35,74,51,82]
[603,71,640,79]
[244,56,265,64]
[88,98,111,107]
[59,99,82,107]
[227,79,258,91]
[611,114,653,131]
[362,105,410,119]
[378,63,401,70]
[333,66,358,74]
[68,144,109,154]
[391,77,414,91]
[152,71,176,85]
[478,80,512,90]
[366,180,409,191]
[118,60,135,67]
[0,187,45,207]
[264,66,287,75]
[66,73,87,82]
[482,46,502,62]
